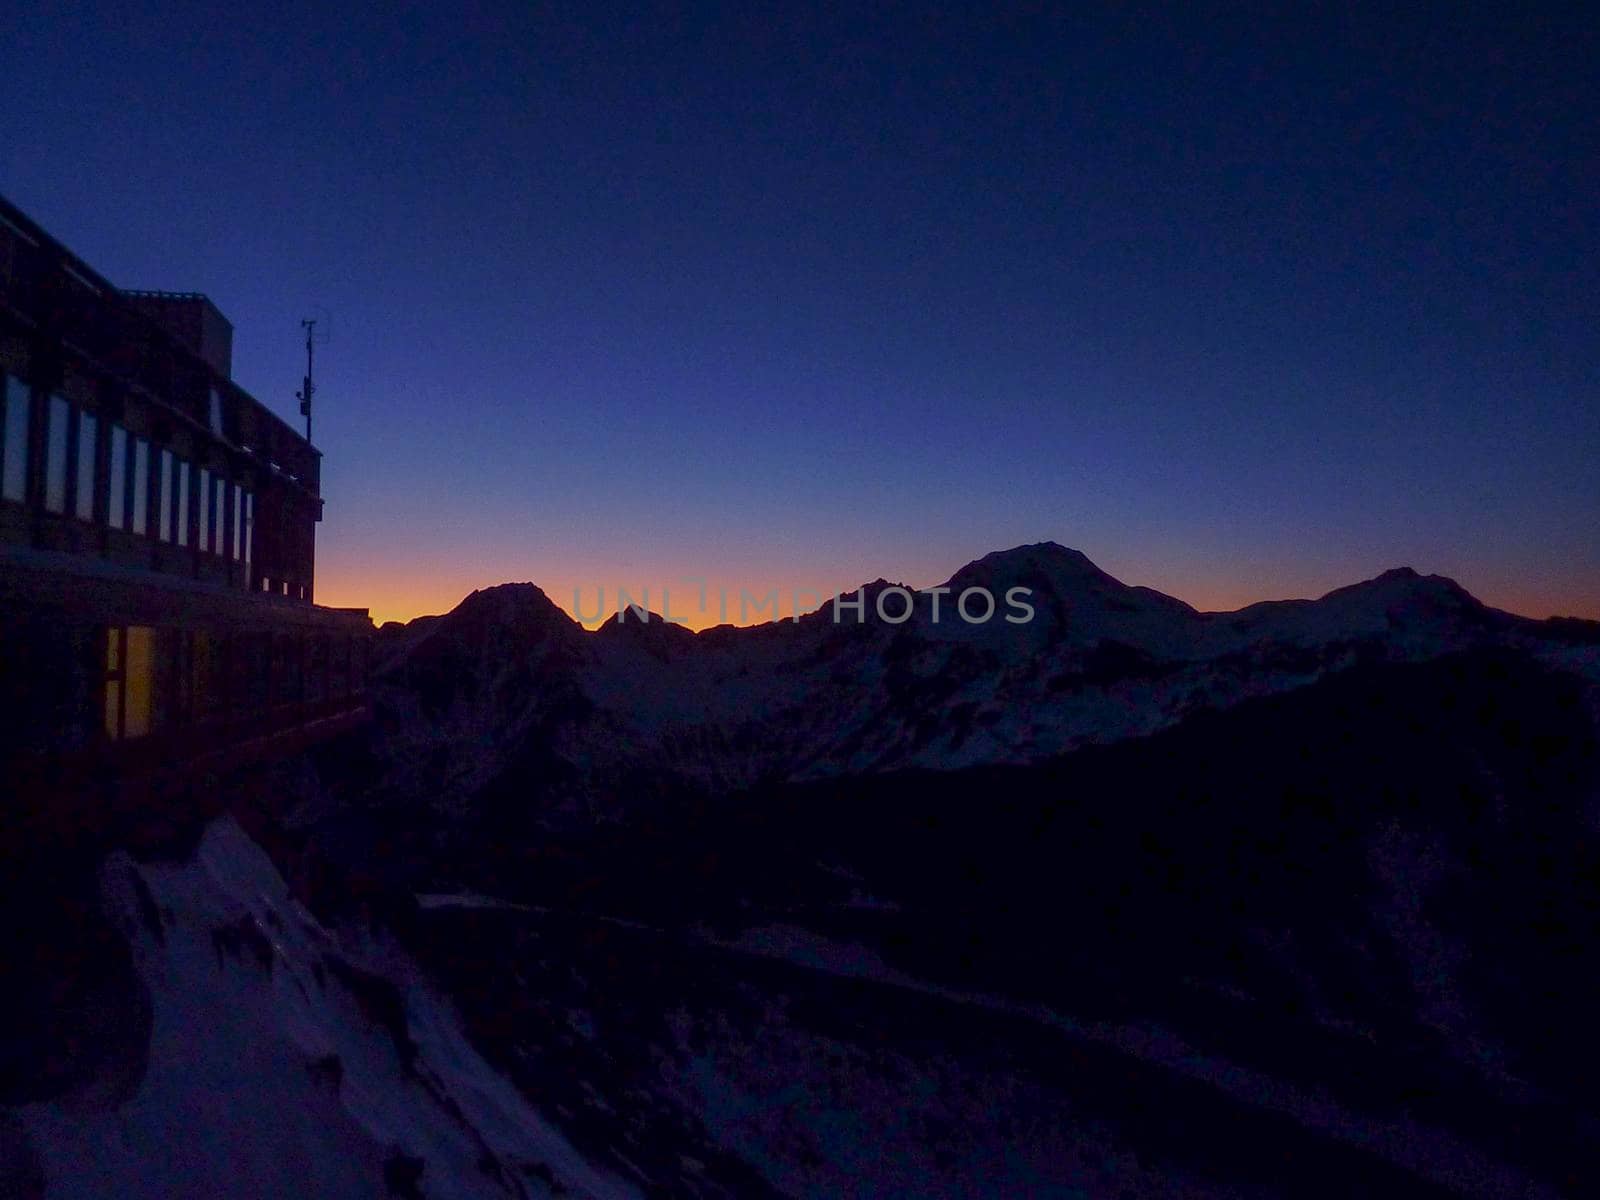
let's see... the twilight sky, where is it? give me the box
[3,4,1595,625]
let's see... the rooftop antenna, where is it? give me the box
[296,318,316,442]
[296,307,329,444]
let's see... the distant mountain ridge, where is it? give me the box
[368,544,1600,820]
[284,547,1600,1198]
[377,542,1539,653]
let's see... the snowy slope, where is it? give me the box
[11,816,636,1200]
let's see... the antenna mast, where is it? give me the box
[296,318,316,442]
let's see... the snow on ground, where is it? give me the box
[416,893,532,913]
[15,815,636,1200]
[699,920,1558,1200]
[723,924,918,987]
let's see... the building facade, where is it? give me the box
[0,194,372,839]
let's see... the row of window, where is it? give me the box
[1,373,254,563]
[103,624,367,741]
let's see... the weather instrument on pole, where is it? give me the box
[296,318,316,442]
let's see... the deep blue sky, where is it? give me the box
[4,3,1595,622]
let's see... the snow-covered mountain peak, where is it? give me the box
[1205,566,1497,655]
[392,583,584,666]
[1339,567,1480,611]
[593,609,698,661]
[926,542,1198,658]
[451,582,577,634]
[944,541,1112,591]
[942,544,1193,617]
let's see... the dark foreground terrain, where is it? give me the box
[5,552,1600,1197]
[377,648,1598,1197]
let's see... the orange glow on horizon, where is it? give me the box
[314,560,1600,630]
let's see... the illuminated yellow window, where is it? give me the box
[124,627,153,737]
[104,626,155,740]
